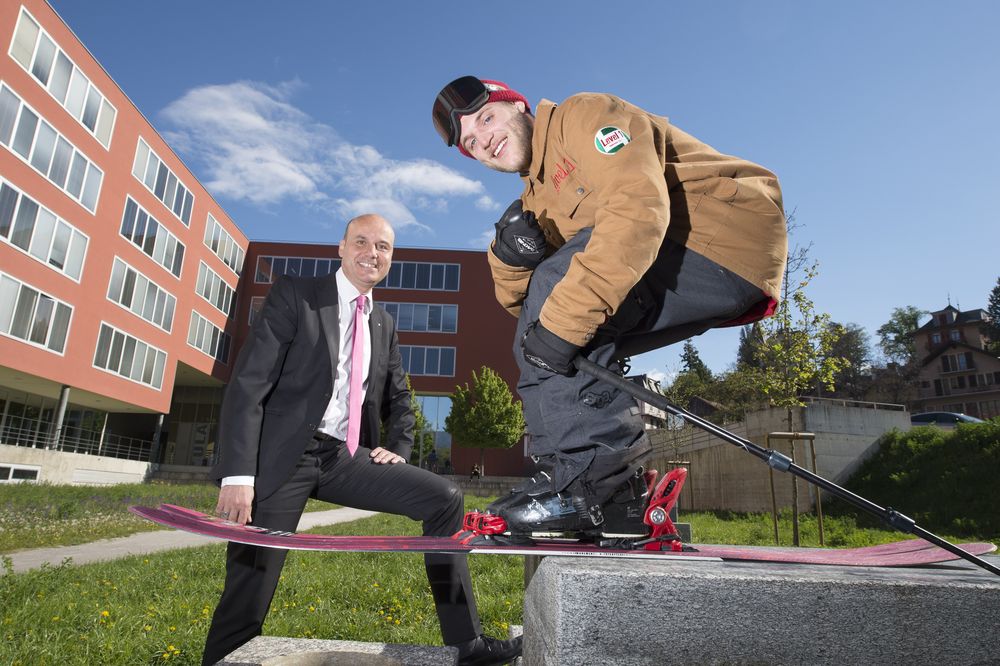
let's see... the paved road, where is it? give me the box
[5,507,377,574]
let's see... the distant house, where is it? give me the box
[626,374,670,429]
[912,306,1000,419]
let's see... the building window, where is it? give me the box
[931,333,941,344]
[203,214,245,276]
[0,83,103,212]
[400,346,456,376]
[0,179,88,280]
[107,258,176,332]
[119,197,185,278]
[131,138,194,225]
[0,463,40,483]
[93,323,167,389]
[8,7,117,148]
[382,261,460,291]
[949,330,961,342]
[196,262,237,318]
[382,302,458,333]
[255,256,339,283]
[187,311,231,364]
[0,272,72,354]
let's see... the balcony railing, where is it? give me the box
[0,416,152,462]
[920,383,1000,399]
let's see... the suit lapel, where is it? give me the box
[317,275,340,375]
[369,305,384,380]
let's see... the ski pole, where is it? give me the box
[574,356,1000,577]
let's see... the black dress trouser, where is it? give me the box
[201,438,480,665]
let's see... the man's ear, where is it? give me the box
[514,100,527,114]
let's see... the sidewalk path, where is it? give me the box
[5,507,377,574]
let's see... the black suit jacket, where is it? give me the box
[211,274,414,500]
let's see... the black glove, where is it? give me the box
[492,200,547,269]
[522,321,581,376]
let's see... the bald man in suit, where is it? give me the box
[202,215,521,666]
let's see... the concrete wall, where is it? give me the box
[1,443,150,485]
[649,402,909,513]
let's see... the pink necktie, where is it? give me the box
[346,294,366,457]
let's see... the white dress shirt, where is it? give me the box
[222,269,372,487]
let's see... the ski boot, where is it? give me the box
[456,467,689,550]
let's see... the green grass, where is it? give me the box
[0,483,995,664]
[0,483,331,553]
[0,505,522,666]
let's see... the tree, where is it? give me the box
[445,366,525,474]
[982,277,1000,352]
[753,223,847,430]
[869,306,925,406]
[824,322,871,400]
[406,375,436,467]
[736,322,766,370]
[680,340,713,381]
[876,306,925,365]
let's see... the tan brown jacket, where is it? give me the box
[487,93,787,347]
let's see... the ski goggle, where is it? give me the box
[432,76,490,147]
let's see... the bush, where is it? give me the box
[836,420,1000,539]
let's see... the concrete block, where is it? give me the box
[217,636,457,666]
[524,554,1000,665]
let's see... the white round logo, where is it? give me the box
[594,126,630,154]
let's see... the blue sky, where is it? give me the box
[51,0,1000,384]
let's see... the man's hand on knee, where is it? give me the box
[522,321,581,376]
[370,447,406,464]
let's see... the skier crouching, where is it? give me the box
[432,76,788,538]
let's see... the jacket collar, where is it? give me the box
[318,273,340,373]
[524,99,558,185]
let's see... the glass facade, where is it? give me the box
[8,7,116,148]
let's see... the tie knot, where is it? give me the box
[355,295,366,312]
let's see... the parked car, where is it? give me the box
[910,411,985,428]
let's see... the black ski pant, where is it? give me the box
[515,227,764,494]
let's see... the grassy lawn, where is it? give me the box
[0,483,331,553]
[0,483,994,665]
[0,502,522,666]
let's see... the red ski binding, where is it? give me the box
[639,467,688,551]
[462,510,507,535]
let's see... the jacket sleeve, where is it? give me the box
[213,276,299,478]
[379,316,415,460]
[540,95,671,347]
[486,247,532,318]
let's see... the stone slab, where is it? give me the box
[217,636,457,666]
[524,554,1000,665]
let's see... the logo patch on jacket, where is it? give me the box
[594,126,630,154]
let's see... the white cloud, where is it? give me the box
[161,80,488,230]
[473,227,494,249]
[475,195,500,211]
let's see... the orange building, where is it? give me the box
[0,0,527,483]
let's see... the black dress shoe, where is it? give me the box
[454,633,523,666]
